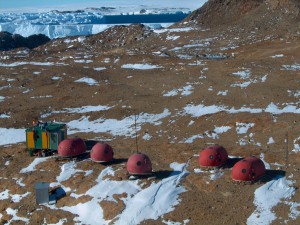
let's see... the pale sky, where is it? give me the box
[0,1,208,13]
[0,0,99,9]
[0,0,208,14]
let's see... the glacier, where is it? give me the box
[0,12,188,39]
[0,0,209,39]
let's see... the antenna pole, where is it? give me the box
[285,131,289,168]
[134,114,139,153]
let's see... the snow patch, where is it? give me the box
[217,90,228,96]
[247,177,296,225]
[94,67,106,71]
[41,105,112,118]
[6,208,29,224]
[267,137,275,145]
[166,35,180,41]
[236,122,255,134]
[74,59,93,63]
[142,133,152,140]
[46,162,189,225]
[182,103,300,118]
[292,137,300,153]
[0,62,66,67]
[114,162,189,224]
[154,27,194,34]
[181,134,203,143]
[67,109,171,137]
[20,157,49,173]
[232,69,251,79]
[75,77,98,85]
[260,153,271,170]
[271,54,284,58]
[282,64,300,71]
[121,64,162,70]
[0,128,25,146]
[214,126,231,134]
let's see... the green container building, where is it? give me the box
[26,122,67,153]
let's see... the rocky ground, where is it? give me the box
[0,0,300,224]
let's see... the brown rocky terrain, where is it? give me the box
[0,0,300,224]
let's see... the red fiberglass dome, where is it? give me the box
[231,156,266,182]
[198,145,228,168]
[126,153,152,175]
[90,142,114,162]
[58,138,86,157]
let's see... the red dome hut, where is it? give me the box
[90,142,114,162]
[58,138,86,157]
[231,156,266,182]
[127,153,152,175]
[198,145,228,168]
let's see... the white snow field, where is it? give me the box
[18,159,189,225]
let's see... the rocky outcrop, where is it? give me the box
[0,32,50,51]
[25,34,51,49]
[0,32,15,50]
[86,23,153,49]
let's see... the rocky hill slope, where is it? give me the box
[184,0,300,38]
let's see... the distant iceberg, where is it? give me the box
[0,11,189,39]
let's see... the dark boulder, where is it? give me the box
[0,32,50,51]
[25,34,50,49]
[0,31,15,50]
[12,34,27,48]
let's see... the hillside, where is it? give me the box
[0,0,300,224]
[184,0,300,38]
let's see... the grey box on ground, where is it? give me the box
[35,182,50,204]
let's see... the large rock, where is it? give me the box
[0,32,50,51]
[0,31,15,50]
[25,34,50,49]
[12,34,27,48]
[86,23,153,50]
